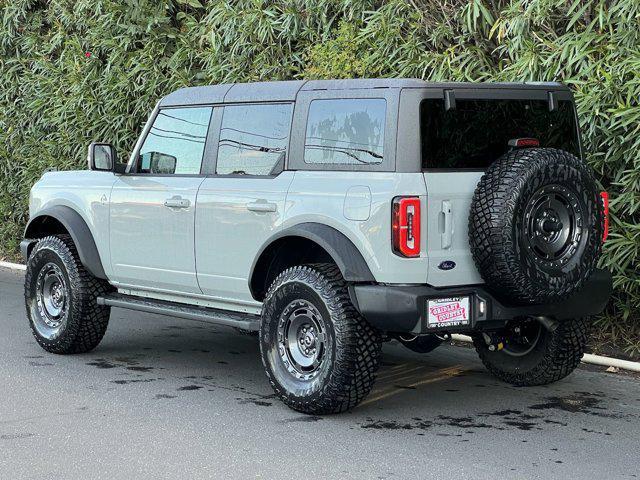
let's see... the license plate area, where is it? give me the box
[426,296,471,329]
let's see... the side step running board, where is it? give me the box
[97,293,260,331]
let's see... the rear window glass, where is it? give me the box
[421,99,579,169]
[304,98,386,165]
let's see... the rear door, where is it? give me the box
[195,103,295,309]
[419,88,580,286]
[109,106,213,293]
[423,171,484,286]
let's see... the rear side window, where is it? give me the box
[421,99,580,169]
[138,107,212,175]
[304,98,386,165]
[216,103,293,176]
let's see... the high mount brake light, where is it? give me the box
[392,197,421,257]
[508,137,540,148]
[600,191,609,242]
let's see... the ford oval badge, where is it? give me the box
[438,260,456,271]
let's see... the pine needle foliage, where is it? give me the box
[1,0,638,353]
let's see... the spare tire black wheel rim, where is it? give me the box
[523,184,584,269]
[277,300,326,381]
[35,262,68,338]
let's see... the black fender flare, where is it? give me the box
[23,206,107,279]
[249,223,375,298]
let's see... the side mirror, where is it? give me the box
[150,152,177,175]
[87,142,119,172]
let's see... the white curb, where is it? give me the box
[451,334,640,373]
[0,261,26,271]
[581,353,640,372]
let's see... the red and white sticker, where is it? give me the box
[427,297,470,328]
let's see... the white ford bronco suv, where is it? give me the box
[22,79,612,414]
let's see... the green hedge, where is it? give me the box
[1,1,638,352]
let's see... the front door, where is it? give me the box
[109,106,213,294]
[195,102,295,308]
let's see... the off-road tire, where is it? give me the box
[24,235,111,354]
[398,335,442,354]
[472,317,589,386]
[259,264,382,414]
[469,148,603,304]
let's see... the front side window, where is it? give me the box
[138,107,212,175]
[216,103,293,175]
[304,98,386,165]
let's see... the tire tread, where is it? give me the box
[24,235,111,354]
[469,148,603,303]
[472,317,589,386]
[260,263,381,414]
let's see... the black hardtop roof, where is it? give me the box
[158,78,569,107]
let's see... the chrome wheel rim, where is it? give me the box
[277,300,326,381]
[34,262,68,338]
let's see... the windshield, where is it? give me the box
[421,98,580,169]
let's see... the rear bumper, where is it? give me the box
[351,269,612,334]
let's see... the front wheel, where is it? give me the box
[24,235,112,354]
[472,317,589,386]
[259,264,382,414]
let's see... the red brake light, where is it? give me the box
[392,197,421,257]
[508,137,540,148]
[600,191,609,242]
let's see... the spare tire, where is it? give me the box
[469,148,604,304]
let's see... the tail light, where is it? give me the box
[600,191,609,242]
[392,197,421,257]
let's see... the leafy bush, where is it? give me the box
[1,0,638,353]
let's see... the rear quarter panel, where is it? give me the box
[284,171,429,284]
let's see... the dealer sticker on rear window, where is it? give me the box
[427,297,470,328]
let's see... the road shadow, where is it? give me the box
[52,308,635,437]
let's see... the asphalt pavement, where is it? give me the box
[1,267,638,479]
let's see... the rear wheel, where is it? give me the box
[259,264,382,414]
[24,235,112,354]
[472,317,589,386]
